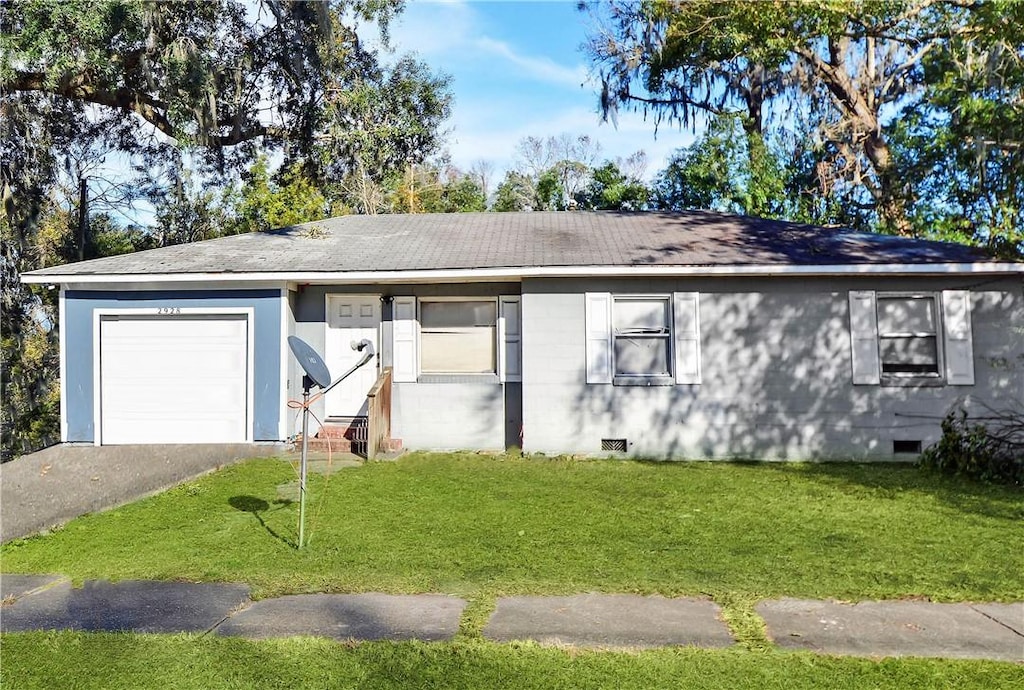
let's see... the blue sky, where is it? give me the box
[382,0,697,182]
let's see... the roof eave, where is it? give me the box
[20,262,1024,286]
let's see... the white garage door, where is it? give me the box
[99,314,250,444]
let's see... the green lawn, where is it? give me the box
[2,633,1022,690]
[3,453,1021,603]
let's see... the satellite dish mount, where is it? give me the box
[287,336,333,549]
[285,335,376,549]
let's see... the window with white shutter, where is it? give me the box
[848,289,974,386]
[585,292,702,385]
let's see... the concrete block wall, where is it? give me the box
[520,276,1023,460]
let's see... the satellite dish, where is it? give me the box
[288,336,332,390]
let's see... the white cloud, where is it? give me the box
[386,0,478,58]
[473,37,588,88]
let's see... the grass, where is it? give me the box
[3,454,1022,688]
[2,632,1022,690]
[3,453,1020,603]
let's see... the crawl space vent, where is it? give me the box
[893,440,923,454]
[601,438,628,452]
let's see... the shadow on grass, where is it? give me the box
[229,495,297,548]
[753,461,1024,522]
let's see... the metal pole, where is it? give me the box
[77,176,88,262]
[298,381,309,549]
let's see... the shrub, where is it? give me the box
[919,404,1024,486]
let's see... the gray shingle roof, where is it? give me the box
[24,210,1004,278]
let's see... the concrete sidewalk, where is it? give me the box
[2,575,1021,661]
[0,443,286,543]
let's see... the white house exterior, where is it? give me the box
[23,211,1024,460]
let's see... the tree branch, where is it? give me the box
[4,70,284,147]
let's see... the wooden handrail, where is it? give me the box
[366,367,393,460]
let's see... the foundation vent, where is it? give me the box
[601,438,628,452]
[893,440,923,455]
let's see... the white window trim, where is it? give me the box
[59,286,68,442]
[416,296,506,378]
[611,294,674,384]
[585,291,702,386]
[876,291,944,381]
[91,307,255,445]
[279,287,289,441]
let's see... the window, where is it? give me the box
[612,296,672,381]
[585,292,701,385]
[876,294,940,377]
[419,299,497,374]
[849,289,974,386]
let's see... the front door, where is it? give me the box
[325,295,380,418]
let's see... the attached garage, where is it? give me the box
[96,311,253,444]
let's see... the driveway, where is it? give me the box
[1,443,285,543]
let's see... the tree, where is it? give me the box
[585,1,1021,237]
[895,4,1024,256]
[512,134,603,209]
[0,0,452,460]
[492,171,537,212]
[151,172,234,246]
[652,115,785,218]
[468,159,495,201]
[2,1,416,163]
[578,159,650,211]
[1,196,67,462]
[319,55,453,196]
[388,161,487,214]
[231,157,331,233]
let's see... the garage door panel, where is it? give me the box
[99,315,250,444]
[106,384,246,413]
[101,350,246,378]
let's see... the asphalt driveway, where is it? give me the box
[0,443,285,542]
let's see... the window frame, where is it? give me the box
[875,291,944,382]
[610,294,675,386]
[417,296,500,377]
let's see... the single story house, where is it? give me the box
[22,211,1024,460]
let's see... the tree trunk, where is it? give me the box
[743,64,766,137]
[863,132,913,235]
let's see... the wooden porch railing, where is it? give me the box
[366,366,393,460]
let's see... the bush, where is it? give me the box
[919,404,1024,486]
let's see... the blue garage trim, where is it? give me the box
[64,290,282,442]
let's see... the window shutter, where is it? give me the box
[392,296,418,382]
[942,290,975,385]
[499,296,522,382]
[849,291,881,385]
[673,292,702,384]
[585,292,612,384]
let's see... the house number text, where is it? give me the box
[157,307,182,315]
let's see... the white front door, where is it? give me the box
[325,295,380,418]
